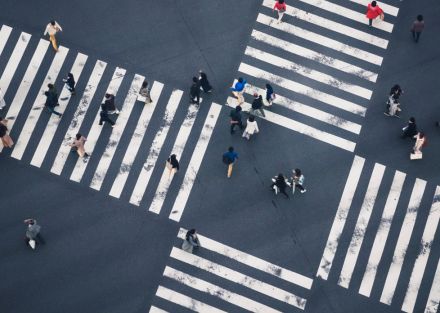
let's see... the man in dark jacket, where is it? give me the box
[402,117,417,138]
[250,93,265,117]
[189,77,201,105]
[229,105,243,134]
[99,103,115,127]
[44,84,62,117]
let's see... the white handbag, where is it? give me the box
[410,152,422,160]
[29,239,36,249]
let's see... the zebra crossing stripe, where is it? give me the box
[11,46,68,160]
[0,39,49,152]
[148,306,168,313]
[163,266,283,313]
[297,0,394,32]
[50,60,107,175]
[239,63,366,116]
[31,53,88,168]
[226,99,356,152]
[0,32,31,93]
[251,30,378,82]
[0,25,12,57]
[155,285,226,313]
[69,67,126,182]
[89,74,144,191]
[148,103,199,214]
[402,186,440,313]
[359,170,406,297]
[168,103,222,221]
[424,259,440,313]
[178,228,313,289]
[349,0,399,17]
[338,163,386,289]
[380,178,427,305]
[257,14,383,66]
[262,0,389,49]
[170,247,307,309]
[242,82,362,134]
[317,155,365,280]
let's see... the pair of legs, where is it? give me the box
[271,183,289,198]
[49,34,58,52]
[46,106,62,117]
[230,120,243,134]
[277,11,284,23]
[227,163,235,178]
[190,94,200,105]
[99,116,115,126]
[250,108,265,117]
[232,91,244,105]
[412,31,421,42]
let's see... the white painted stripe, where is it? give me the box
[171,247,307,309]
[11,46,68,160]
[89,74,144,191]
[402,186,440,313]
[226,99,356,152]
[69,67,126,182]
[155,286,226,313]
[380,178,427,305]
[30,53,88,168]
[148,305,168,313]
[298,0,394,32]
[239,63,366,116]
[169,103,221,221]
[163,266,282,313]
[178,228,313,289]
[0,32,31,93]
[50,60,107,175]
[245,46,372,100]
[0,25,12,57]
[257,14,383,66]
[0,39,49,152]
[359,170,406,297]
[338,163,386,289]
[251,30,378,82]
[108,82,165,198]
[242,82,361,134]
[349,0,399,17]
[317,155,365,280]
[148,103,199,214]
[262,0,389,49]
[424,259,440,313]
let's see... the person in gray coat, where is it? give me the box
[182,229,200,253]
[24,219,45,249]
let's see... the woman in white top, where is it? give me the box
[413,132,426,154]
[0,87,6,110]
[242,115,259,140]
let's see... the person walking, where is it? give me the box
[412,132,426,155]
[0,117,14,148]
[411,15,424,43]
[138,80,153,104]
[99,104,115,127]
[291,168,307,194]
[366,1,384,27]
[223,146,238,178]
[273,0,287,24]
[44,84,62,117]
[0,87,6,110]
[190,76,201,105]
[271,173,290,198]
[242,115,259,140]
[70,133,88,157]
[250,93,266,117]
[230,77,246,105]
[44,20,62,52]
[384,84,403,117]
[24,218,45,249]
[199,70,212,93]
[63,73,76,95]
[182,229,201,254]
[401,117,418,139]
[265,83,275,106]
[166,154,179,179]
[103,93,120,114]
[229,105,244,134]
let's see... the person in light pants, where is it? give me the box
[44,20,62,52]
[0,87,6,110]
[273,0,287,23]
[223,146,238,178]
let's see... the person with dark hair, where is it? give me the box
[271,173,290,198]
[24,219,45,249]
[242,115,259,140]
[230,77,246,105]
[166,154,180,178]
[44,20,62,52]
[222,146,238,178]
[139,80,153,104]
[63,73,76,95]
[44,84,62,117]
[265,83,275,106]
[182,229,200,253]
[70,133,88,157]
[292,168,306,194]
[413,132,426,154]
[273,0,287,24]
[0,117,13,148]
[250,93,266,117]
[366,1,384,27]
[190,76,201,105]
[199,71,212,93]
[384,84,403,117]
[229,105,244,134]
[103,93,120,114]
[99,103,115,127]
[402,117,418,139]
[411,15,424,43]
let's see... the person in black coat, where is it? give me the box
[103,93,120,114]
[99,103,115,127]
[199,71,212,93]
[44,84,62,117]
[250,93,265,117]
[271,173,290,198]
[63,73,76,95]
[229,105,243,134]
[402,117,418,138]
[189,77,201,104]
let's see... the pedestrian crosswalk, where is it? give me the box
[149,228,313,312]
[229,0,401,153]
[317,155,440,313]
[0,24,220,222]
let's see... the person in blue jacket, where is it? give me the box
[230,77,247,105]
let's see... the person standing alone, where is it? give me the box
[190,77,201,105]
[166,154,180,179]
[223,146,238,178]
[63,73,76,95]
[44,84,62,117]
[273,0,287,24]
[411,15,424,43]
[44,20,62,52]
[366,1,384,27]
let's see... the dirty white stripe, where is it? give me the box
[0,25,12,57]
[155,286,226,313]
[50,60,107,175]
[402,186,440,313]
[424,259,440,313]
[380,178,427,305]
[359,170,406,297]
[338,163,386,289]
[239,63,366,116]
[89,74,144,191]
[168,103,221,221]
[178,228,313,289]
[171,247,307,309]
[0,32,31,93]
[163,266,282,313]
[11,46,68,160]
[242,82,361,134]
[148,306,168,313]
[245,46,372,99]
[298,0,394,32]
[226,99,356,152]
[148,103,199,214]
[349,0,399,17]
[251,30,378,82]
[257,14,383,66]
[317,155,365,280]
[30,53,88,168]
[0,39,49,152]
[262,0,389,49]
[69,67,126,182]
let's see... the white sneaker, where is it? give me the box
[300,189,307,194]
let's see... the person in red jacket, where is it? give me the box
[273,0,287,24]
[366,1,384,27]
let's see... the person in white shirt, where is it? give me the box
[44,20,62,52]
[242,115,259,140]
[0,87,6,110]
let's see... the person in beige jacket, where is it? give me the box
[44,20,62,52]
[413,132,426,154]
[70,133,88,157]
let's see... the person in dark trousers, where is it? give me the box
[24,218,45,249]
[223,146,238,178]
[292,169,307,193]
[190,76,201,105]
[199,71,212,93]
[385,84,403,116]
[229,105,244,134]
[166,154,180,178]
[103,93,120,114]
[265,83,274,106]
[63,73,76,95]
[250,93,266,117]
[44,84,62,117]
[402,117,418,139]
[271,173,290,198]
[411,15,424,43]
[99,103,115,127]
[182,229,201,253]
